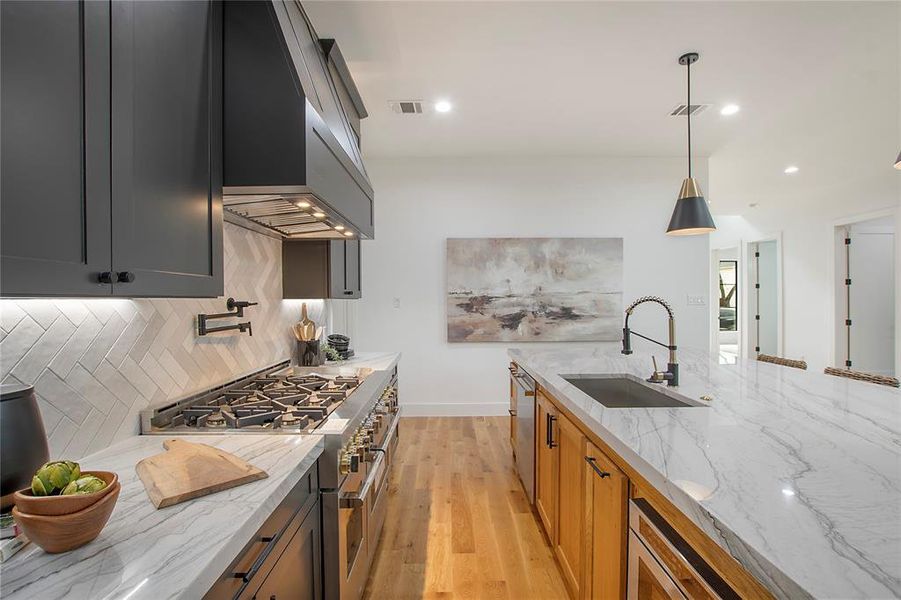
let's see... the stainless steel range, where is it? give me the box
[140,359,401,600]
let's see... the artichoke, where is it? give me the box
[61,475,107,495]
[31,460,81,496]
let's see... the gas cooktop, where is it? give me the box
[141,363,362,433]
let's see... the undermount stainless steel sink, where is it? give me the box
[560,376,707,408]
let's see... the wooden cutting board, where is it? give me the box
[136,439,268,509]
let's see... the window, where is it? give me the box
[719,260,738,332]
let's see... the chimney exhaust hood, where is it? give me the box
[223,1,374,239]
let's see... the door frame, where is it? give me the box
[830,206,898,374]
[742,232,784,359]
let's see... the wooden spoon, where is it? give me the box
[299,303,316,341]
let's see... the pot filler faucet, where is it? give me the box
[621,296,679,386]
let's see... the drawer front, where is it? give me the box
[204,462,319,600]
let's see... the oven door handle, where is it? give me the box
[340,451,386,509]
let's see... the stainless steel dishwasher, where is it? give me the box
[509,364,536,503]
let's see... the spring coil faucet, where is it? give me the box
[621,296,679,386]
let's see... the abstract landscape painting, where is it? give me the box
[446,238,623,342]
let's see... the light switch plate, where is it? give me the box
[686,295,706,306]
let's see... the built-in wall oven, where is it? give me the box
[509,364,536,503]
[628,498,739,600]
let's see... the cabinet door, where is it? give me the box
[252,501,323,600]
[0,0,112,296]
[554,411,586,598]
[535,392,557,541]
[586,441,628,600]
[329,240,361,299]
[110,0,223,297]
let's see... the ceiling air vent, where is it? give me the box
[389,100,424,115]
[669,103,711,117]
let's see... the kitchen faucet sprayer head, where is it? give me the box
[622,328,633,355]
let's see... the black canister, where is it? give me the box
[1,384,50,508]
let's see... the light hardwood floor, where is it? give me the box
[363,416,569,599]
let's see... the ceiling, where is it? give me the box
[306,1,899,168]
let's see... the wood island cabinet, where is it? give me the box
[554,411,587,598]
[585,440,628,599]
[527,378,774,600]
[535,391,558,541]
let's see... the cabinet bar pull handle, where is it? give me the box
[548,415,557,448]
[584,456,611,479]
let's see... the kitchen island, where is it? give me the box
[510,344,901,599]
[0,434,323,600]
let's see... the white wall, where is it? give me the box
[354,157,710,415]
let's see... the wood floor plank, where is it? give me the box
[363,416,569,600]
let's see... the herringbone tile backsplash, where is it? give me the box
[0,223,325,459]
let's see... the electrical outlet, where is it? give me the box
[393,297,401,309]
[686,295,706,307]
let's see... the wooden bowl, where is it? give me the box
[12,471,118,516]
[12,481,120,553]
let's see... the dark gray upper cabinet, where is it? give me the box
[329,239,361,300]
[0,0,223,298]
[0,1,112,297]
[110,0,223,297]
[283,240,361,299]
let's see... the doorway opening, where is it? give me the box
[747,238,781,358]
[834,216,895,375]
[714,249,739,364]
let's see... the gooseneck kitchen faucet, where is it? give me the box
[621,296,679,386]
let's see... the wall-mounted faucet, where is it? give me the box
[197,298,257,337]
[621,296,679,386]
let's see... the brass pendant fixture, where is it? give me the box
[667,52,716,236]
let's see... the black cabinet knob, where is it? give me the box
[344,290,354,295]
[117,271,135,283]
[98,272,114,284]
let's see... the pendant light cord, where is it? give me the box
[687,58,692,178]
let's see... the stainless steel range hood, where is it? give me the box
[223,1,374,239]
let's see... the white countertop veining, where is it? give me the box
[510,344,901,600]
[0,434,324,600]
[325,351,401,372]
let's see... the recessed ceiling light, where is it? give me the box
[343,231,354,237]
[334,225,345,231]
[720,104,740,116]
[784,165,799,174]
[312,212,325,218]
[434,100,452,113]
[295,200,311,208]
[781,488,796,497]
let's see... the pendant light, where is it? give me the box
[667,52,716,236]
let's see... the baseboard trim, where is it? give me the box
[400,402,509,417]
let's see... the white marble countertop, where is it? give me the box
[288,351,401,376]
[510,344,901,600]
[325,351,401,372]
[0,434,324,600]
